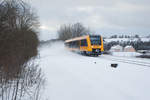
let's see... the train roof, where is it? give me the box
[65,35,89,43]
[65,35,102,43]
[89,35,101,37]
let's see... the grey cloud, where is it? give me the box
[29,0,150,40]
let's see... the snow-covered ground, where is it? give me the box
[39,42,150,100]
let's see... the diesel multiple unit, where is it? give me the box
[65,35,104,56]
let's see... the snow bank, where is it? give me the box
[111,52,141,57]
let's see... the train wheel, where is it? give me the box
[83,51,87,55]
[81,51,87,56]
[99,51,102,55]
[95,54,99,57]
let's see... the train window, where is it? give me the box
[68,41,80,48]
[72,41,79,48]
[90,36,101,45]
[81,39,88,46]
[75,41,80,48]
[65,43,69,46]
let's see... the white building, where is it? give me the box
[110,45,123,52]
[124,45,136,52]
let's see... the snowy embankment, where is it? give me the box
[39,42,150,100]
[111,52,141,57]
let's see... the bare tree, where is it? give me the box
[0,0,39,78]
[71,23,90,37]
[0,0,44,100]
[58,23,90,41]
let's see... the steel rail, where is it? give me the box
[102,56,150,67]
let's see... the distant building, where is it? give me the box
[124,45,136,52]
[110,45,123,52]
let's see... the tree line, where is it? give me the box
[104,41,150,51]
[57,23,90,41]
[0,0,44,100]
[109,34,140,38]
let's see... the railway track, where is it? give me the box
[102,55,150,67]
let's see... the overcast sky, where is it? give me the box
[29,0,150,40]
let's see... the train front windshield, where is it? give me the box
[90,36,101,45]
